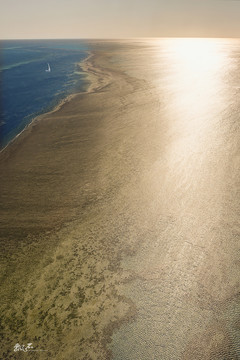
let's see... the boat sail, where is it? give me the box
[45,63,51,72]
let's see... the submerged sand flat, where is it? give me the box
[0,40,240,359]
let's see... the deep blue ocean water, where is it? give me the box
[0,39,90,148]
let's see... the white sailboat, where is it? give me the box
[45,63,51,72]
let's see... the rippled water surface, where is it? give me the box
[108,38,240,359]
[0,38,239,359]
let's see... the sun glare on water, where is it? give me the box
[151,38,233,165]
[167,38,225,70]
[157,38,230,132]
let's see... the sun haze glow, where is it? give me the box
[1,0,240,39]
[161,38,228,120]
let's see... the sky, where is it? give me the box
[1,0,240,39]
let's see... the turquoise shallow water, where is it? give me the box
[0,39,90,148]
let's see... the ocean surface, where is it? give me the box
[0,38,239,359]
[0,39,90,148]
[105,38,240,359]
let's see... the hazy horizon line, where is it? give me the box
[1,36,240,41]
